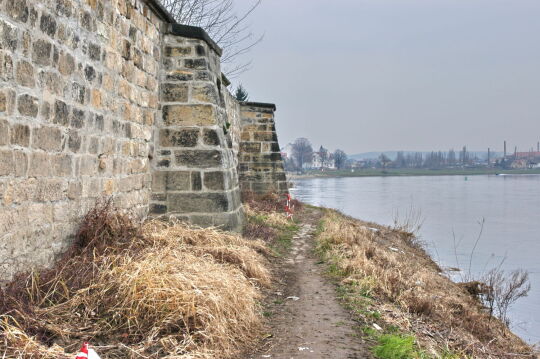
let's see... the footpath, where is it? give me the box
[246,209,372,359]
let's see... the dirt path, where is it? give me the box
[246,210,372,359]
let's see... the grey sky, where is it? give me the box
[235,0,540,154]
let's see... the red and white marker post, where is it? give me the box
[284,193,294,220]
[75,343,101,359]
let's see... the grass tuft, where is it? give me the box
[373,334,417,359]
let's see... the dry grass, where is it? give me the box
[315,209,535,359]
[0,201,270,359]
[242,191,302,215]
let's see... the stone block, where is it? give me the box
[159,129,199,147]
[168,192,229,213]
[204,171,225,190]
[202,128,220,146]
[52,154,72,176]
[0,119,9,145]
[240,142,261,153]
[254,132,277,142]
[71,82,86,104]
[10,124,30,146]
[252,182,277,194]
[212,209,243,232]
[6,0,29,23]
[84,65,96,82]
[152,171,167,192]
[28,152,51,177]
[271,142,280,152]
[39,12,57,37]
[161,83,188,102]
[175,150,222,168]
[16,60,35,88]
[162,104,215,126]
[150,203,167,215]
[189,214,214,227]
[121,39,131,60]
[165,171,191,191]
[54,100,69,126]
[17,94,39,117]
[67,181,82,199]
[36,178,66,202]
[32,39,52,66]
[191,171,202,191]
[166,70,194,81]
[88,43,101,61]
[165,46,192,57]
[39,70,63,95]
[33,126,63,151]
[184,58,207,70]
[56,0,72,17]
[14,151,28,176]
[0,150,13,175]
[70,108,85,128]
[58,52,75,75]
[191,83,218,104]
[0,91,6,113]
[67,129,81,152]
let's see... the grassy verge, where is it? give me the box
[291,167,540,178]
[313,208,535,359]
[245,208,299,256]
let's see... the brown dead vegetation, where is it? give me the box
[315,208,535,359]
[0,200,270,359]
[242,191,302,214]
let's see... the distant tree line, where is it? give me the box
[388,147,479,169]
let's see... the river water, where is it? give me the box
[292,174,540,344]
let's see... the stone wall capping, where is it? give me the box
[168,24,223,56]
[240,102,277,111]
[143,0,177,24]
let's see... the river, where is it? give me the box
[292,174,540,344]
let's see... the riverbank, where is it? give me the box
[288,168,540,179]
[245,201,536,358]
[1,198,537,358]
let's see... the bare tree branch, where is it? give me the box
[161,0,262,76]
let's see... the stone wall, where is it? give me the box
[0,0,166,281]
[0,0,286,282]
[238,102,288,194]
[149,25,243,232]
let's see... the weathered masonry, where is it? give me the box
[238,102,288,194]
[0,0,287,281]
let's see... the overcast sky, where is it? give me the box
[234,0,540,154]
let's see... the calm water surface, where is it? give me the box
[293,175,540,344]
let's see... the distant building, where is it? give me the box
[500,151,540,169]
[310,152,336,170]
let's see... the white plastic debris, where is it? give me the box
[389,247,399,252]
[88,349,101,359]
[298,347,310,351]
[287,296,300,301]
[373,323,383,331]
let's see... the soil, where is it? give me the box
[246,208,373,359]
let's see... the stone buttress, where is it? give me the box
[150,24,243,231]
[238,102,288,194]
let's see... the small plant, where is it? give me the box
[235,84,249,101]
[481,268,531,325]
[372,334,418,359]
[392,205,424,249]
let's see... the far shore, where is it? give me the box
[288,167,540,179]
